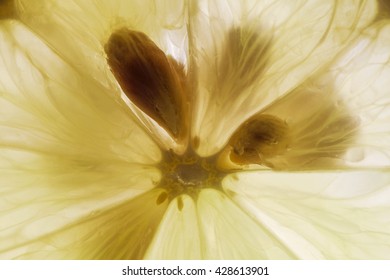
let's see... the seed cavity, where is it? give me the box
[227,114,290,166]
[105,28,188,141]
[157,150,226,200]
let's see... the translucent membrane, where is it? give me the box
[2,0,388,261]
[191,0,377,156]
[145,195,201,259]
[0,21,161,259]
[220,22,390,171]
[224,171,390,259]
[1,189,169,259]
[16,0,187,89]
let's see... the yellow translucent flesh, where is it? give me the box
[15,0,189,152]
[224,171,390,259]
[0,0,389,261]
[220,22,390,172]
[1,189,169,259]
[15,0,187,88]
[147,189,296,259]
[191,0,377,156]
[256,22,390,170]
[196,189,295,259]
[145,195,201,259]
[0,21,161,259]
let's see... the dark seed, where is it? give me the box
[228,114,290,165]
[105,28,188,140]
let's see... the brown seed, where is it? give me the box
[105,28,188,140]
[228,114,290,166]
